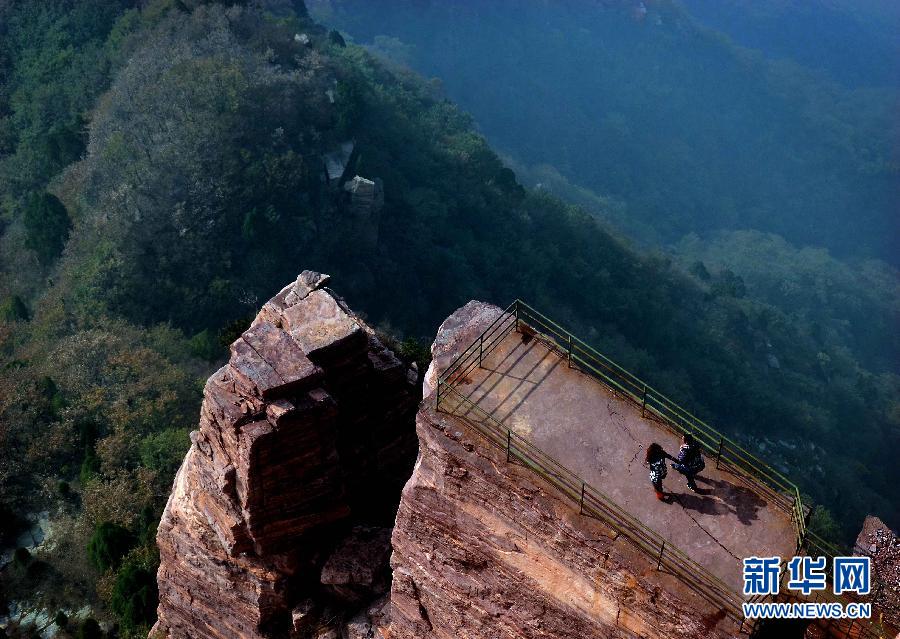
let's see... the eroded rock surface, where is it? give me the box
[153,272,419,638]
[321,526,393,603]
[854,516,900,633]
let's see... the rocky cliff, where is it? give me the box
[153,272,420,638]
[854,516,900,635]
[155,285,899,639]
[388,302,738,639]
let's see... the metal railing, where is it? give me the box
[510,300,808,549]
[438,301,807,541]
[437,382,753,629]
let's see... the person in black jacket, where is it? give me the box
[671,433,705,493]
[645,442,676,501]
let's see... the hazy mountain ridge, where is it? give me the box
[680,0,900,88]
[310,0,899,264]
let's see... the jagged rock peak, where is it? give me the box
[152,272,420,639]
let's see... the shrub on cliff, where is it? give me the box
[139,428,191,482]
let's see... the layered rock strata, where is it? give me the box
[388,301,740,639]
[153,272,420,638]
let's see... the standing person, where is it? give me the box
[672,433,705,493]
[645,443,674,501]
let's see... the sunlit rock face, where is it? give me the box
[152,271,420,639]
[387,302,738,639]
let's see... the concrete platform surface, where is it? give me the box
[450,329,798,593]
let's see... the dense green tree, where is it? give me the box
[110,560,158,632]
[22,192,71,265]
[329,28,346,47]
[0,295,28,322]
[87,522,134,572]
[79,446,101,484]
[12,547,31,570]
[139,428,190,480]
[54,611,68,629]
[76,618,103,639]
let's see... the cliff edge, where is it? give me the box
[154,284,899,638]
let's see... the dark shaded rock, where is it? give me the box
[321,527,392,603]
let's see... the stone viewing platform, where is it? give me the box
[446,324,797,593]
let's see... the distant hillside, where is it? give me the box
[310,0,899,265]
[681,0,900,88]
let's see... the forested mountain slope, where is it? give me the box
[310,0,899,264]
[680,0,900,88]
[0,0,897,635]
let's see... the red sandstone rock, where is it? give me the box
[320,526,393,603]
[152,272,419,639]
[854,516,900,635]
[388,302,744,639]
[157,290,898,639]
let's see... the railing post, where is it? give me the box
[514,302,520,333]
[716,436,724,469]
[506,429,511,463]
[579,482,585,514]
[656,540,665,571]
[641,385,648,417]
[436,379,442,411]
[567,333,573,367]
[478,335,484,367]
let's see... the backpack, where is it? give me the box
[685,445,705,473]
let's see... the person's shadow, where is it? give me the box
[692,475,767,525]
[671,491,727,516]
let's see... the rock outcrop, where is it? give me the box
[343,175,384,218]
[322,141,354,185]
[340,175,384,245]
[854,516,900,634]
[388,302,739,639]
[153,271,420,638]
